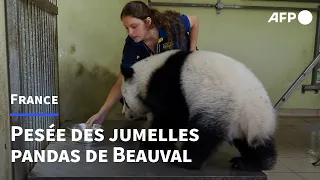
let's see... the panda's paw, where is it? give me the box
[171,161,202,170]
[229,157,261,171]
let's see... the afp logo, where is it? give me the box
[268,10,313,25]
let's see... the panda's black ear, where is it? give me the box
[121,65,134,80]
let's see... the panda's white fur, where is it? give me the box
[121,49,277,171]
[180,51,276,147]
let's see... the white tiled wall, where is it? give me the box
[278,109,320,117]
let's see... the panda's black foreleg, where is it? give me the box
[231,137,277,171]
[172,119,225,170]
[139,114,179,151]
[173,131,223,170]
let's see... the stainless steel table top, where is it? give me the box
[28,120,267,180]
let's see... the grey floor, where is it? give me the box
[263,116,320,180]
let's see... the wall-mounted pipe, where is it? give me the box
[148,0,320,14]
[249,0,320,3]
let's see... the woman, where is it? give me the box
[86,1,199,126]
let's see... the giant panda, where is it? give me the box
[120,49,277,171]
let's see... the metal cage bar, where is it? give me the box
[5,0,59,179]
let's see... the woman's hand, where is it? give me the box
[86,111,106,126]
